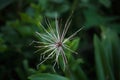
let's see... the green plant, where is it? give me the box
[0,0,120,80]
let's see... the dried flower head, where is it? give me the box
[31,15,83,70]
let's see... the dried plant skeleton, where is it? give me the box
[31,15,83,70]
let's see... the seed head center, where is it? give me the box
[55,42,62,47]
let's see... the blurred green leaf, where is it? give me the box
[20,13,34,23]
[69,37,80,51]
[59,37,80,71]
[28,73,69,80]
[50,0,64,3]
[65,37,80,55]
[38,0,48,10]
[59,5,69,13]
[94,27,120,80]
[99,0,111,8]
[64,38,88,80]
[84,9,105,28]
[16,26,34,37]
[0,44,7,52]
[107,23,120,34]
[101,27,120,80]
[45,12,59,18]
[94,35,106,80]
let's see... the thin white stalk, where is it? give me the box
[40,54,42,61]
[39,22,57,40]
[34,45,55,54]
[45,18,58,41]
[48,50,56,59]
[42,34,56,43]
[60,48,68,71]
[34,47,46,54]
[53,61,57,72]
[34,44,54,48]
[55,48,60,62]
[61,20,72,42]
[30,40,50,45]
[61,15,72,42]
[41,47,55,55]
[42,54,46,59]
[55,15,60,41]
[37,49,56,69]
[63,27,83,43]
[52,48,61,71]
[36,32,53,43]
[63,44,78,54]
[58,19,62,39]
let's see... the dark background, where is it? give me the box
[0,0,120,80]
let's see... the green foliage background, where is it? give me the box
[0,0,120,80]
